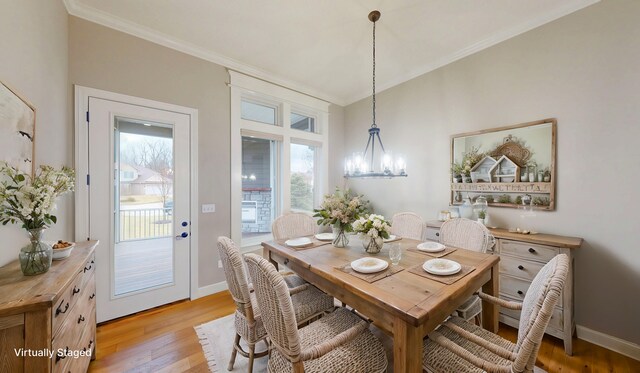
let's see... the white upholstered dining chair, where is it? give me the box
[390,212,424,240]
[439,218,496,324]
[244,253,388,373]
[272,212,317,241]
[217,237,334,372]
[423,254,570,373]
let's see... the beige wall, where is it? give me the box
[344,0,640,344]
[69,16,230,287]
[0,0,70,266]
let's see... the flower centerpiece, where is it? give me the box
[352,214,391,254]
[313,188,368,247]
[0,162,75,275]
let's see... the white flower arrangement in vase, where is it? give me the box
[352,214,391,254]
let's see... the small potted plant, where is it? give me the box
[497,194,512,204]
[451,163,463,183]
[352,214,391,254]
[460,146,484,183]
[477,210,486,225]
[543,167,551,182]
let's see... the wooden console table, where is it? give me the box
[425,221,582,355]
[0,240,99,372]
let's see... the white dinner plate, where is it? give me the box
[383,235,398,242]
[417,241,446,253]
[315,233,334,241]
[285,237,313,247]
[350,257,389,274]
[422,259,461,276]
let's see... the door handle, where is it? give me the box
[176,232,189,240]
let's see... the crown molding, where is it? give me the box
[63,0,343,106]
[343,0,601,105]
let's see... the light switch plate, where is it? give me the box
[202,204,216,213]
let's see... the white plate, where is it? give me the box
[315,233,334,241]
[350,257,389,274]
[417,241,446,253]
[285,237,313,247]
[422,259,461,276]
[383,235,398,242]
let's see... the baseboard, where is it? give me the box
[193,281,228,299]
[576,325,640,361]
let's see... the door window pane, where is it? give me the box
[290,143,315,212]
[242,137,277,240]
[241,100,277,125]
[291,113,315,133]
[115,119,174,295]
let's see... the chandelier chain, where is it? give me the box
[372,18,376,128]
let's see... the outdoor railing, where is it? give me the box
[119,208,173,241]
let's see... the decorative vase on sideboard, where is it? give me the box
[18,228,52,276]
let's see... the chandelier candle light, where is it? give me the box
[344,10,407,179]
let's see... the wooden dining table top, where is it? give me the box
[262,236,500,330]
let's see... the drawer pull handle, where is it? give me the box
[73,286,81,295]
[78,315,86,324]
[435,232,439,237]
[56,301,69,316]
[517,290,524,295]
[56,347,69,363]
[528,248,536,253]
[84,263,93,273]
[284,258,289,265]
[89,293,96,300]
[518,265,524,270]
[88,339,94,349]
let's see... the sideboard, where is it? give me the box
[425,220,582,355]
[0,240,99,372]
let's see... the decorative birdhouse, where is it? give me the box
[489,155,520,182]
[470,156,497,183]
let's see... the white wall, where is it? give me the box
[344,0,640,344]
[0,0,70,266]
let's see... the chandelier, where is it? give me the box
[344,10,407,179]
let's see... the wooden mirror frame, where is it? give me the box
[450,118,557,211]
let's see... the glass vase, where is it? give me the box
[19,228,53,276]
[361,234,384,254]
[332,226,349,248]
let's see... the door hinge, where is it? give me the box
[86,174,90,185]
[86,111,90,123]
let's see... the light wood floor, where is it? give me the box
[89,291,639,373]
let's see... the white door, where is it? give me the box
[86,97,191,322]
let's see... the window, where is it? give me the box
[231,72,329,247]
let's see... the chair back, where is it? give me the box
[439,218,495,253]
[272,212,317,241]
[244,253,302,361]
[390,212,424,240]
[216,237,253,318]
[513,254,569,372]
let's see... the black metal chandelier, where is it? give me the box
[344,10,407,179]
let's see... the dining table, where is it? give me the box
[262,236,500,373]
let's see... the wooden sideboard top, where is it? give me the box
[0,240,98,316]
[425,220,582,249]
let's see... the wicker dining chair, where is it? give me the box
[390,212,425,240]
[272,212,317,241]
[423,254,570,373]
[439,218,496,324]
[244,253,388,373]
[217,237,334,373]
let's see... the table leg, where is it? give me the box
[393,316,423,373]
[262,246,278,270]
[482,262,499,333]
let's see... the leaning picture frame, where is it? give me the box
[0,79,36,176]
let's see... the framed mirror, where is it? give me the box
[450,118,556,210]
[0,80,36,176]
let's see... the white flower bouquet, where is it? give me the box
[352,214,391,239]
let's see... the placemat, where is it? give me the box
[407,246,457,258]
[407,263,475,285]
[335,263,405,283]
[277,238,332,251]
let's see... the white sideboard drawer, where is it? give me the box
[424,227,440,241]
[501,240,559,263]
[499,256,545,282]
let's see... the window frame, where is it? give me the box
[230,71,329,248]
